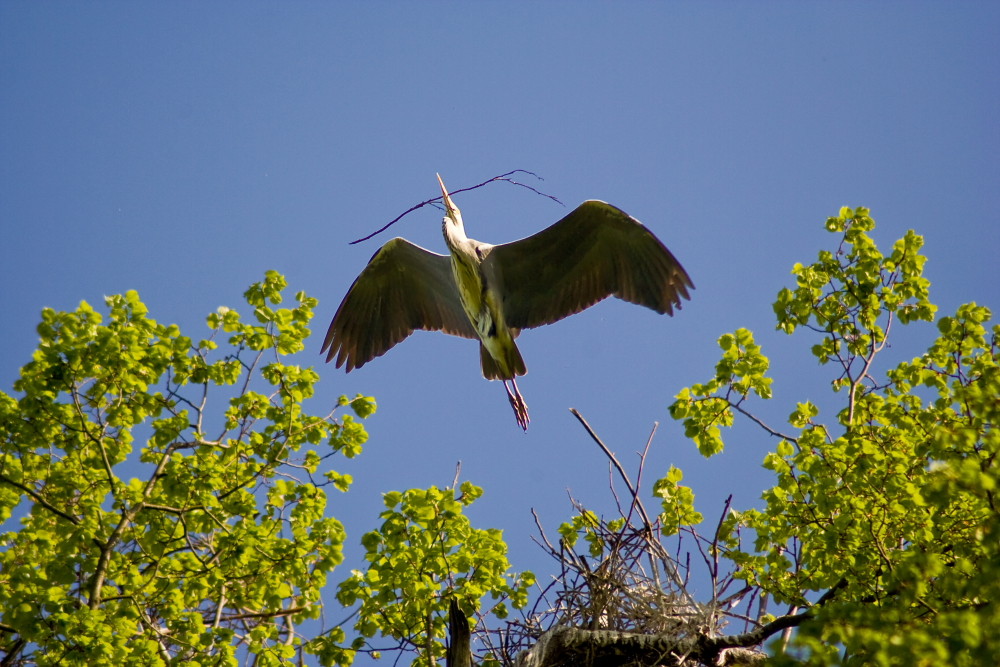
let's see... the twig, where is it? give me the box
[627,422,657,530]
[731,401,799,443]
[349,170,564,245]
[0,473,80,526]
[569,409,653,532]
[531,508,558,555]
[710,495,734,582]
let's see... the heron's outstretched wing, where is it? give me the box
[322,237,477,370]
[489,201,693,330]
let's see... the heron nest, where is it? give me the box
[478,414,766,667]
[489,508,742,667]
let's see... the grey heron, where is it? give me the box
[322,175,693,430]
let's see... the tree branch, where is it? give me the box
[349,170,563,245]
[569,409,654,532]
[521,609,811,667]
[219,606,308,622]
[730,401,799,444]
[701,608,811,653]
[0,472,80,525]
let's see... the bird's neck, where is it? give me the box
[442,216,468,254]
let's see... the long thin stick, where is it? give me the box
[349,170,563,245]
[568,408,653,531]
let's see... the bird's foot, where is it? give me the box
[504,379,530,431]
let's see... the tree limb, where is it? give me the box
[0,472,80,525]
[518,609,810,667]
[349,170,563,245]
[569,409,653,532]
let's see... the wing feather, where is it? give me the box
[322,238,477,370]
[489,201,693,329]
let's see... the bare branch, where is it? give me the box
[569,409,654,532]
[731,400,799,443]
[702,608,812,653]
[220,607,308,622]
[520,606,810,667]
[349,170,564,245]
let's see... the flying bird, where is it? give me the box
[322,175,693,430]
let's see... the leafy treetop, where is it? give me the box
[669,208,998,665]
[0,271,374,665]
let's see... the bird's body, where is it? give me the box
[322,175,693,430]
[441,198,527,384]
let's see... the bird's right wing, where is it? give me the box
[322,238,477,370]
[490,201,694,330]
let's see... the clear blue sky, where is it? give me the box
[2,2,998,657]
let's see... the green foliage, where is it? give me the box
[669,208,998,663]
[333,482,534,666]
[4,207,994,666]
[669,328,770,456]
[557,509,605,557]
[0,271,375,665]
[329,482,535,664]
[653,466,703,536]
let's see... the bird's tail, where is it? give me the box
[479,341,526,380]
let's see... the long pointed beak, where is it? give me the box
[436,173,458,216]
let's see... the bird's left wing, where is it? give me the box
[322,238,477,370]
[489,201,694,330]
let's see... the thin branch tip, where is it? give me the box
[348,170,563,245]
